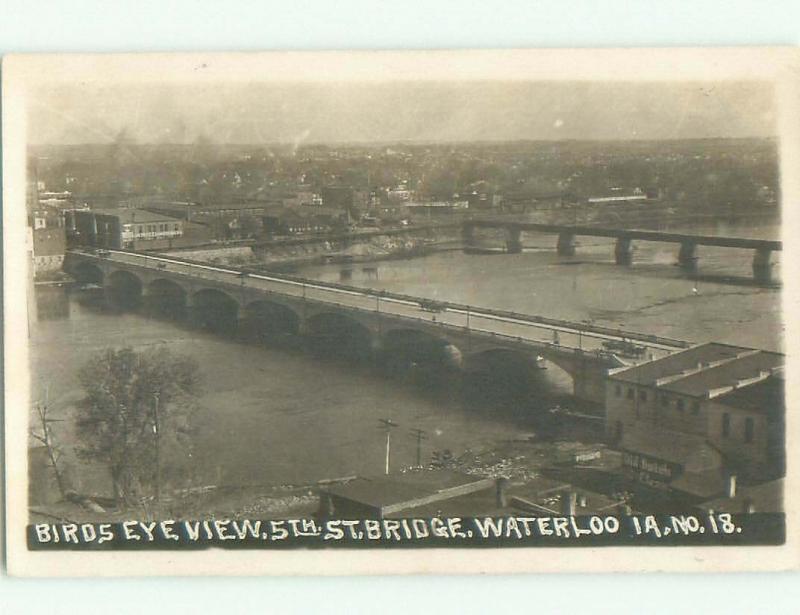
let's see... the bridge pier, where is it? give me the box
[462,223,477,252]
[614,237,633,266]
[572,360,608,405]
[677,241,698,272]
[556,232,576,256]
[505,227,523,254]
[752,248,774,284]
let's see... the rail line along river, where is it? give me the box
[30,218,782,494]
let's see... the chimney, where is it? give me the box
[561,491,577,516]
[495,478,509,508]
[726,474,737,499]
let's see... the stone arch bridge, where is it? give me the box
[64,249,689,404]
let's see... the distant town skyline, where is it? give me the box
[29,80,775,146]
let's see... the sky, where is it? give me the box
[28,80,775,145]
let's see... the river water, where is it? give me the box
[30,218,782,496]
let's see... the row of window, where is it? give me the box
[124,223,181,234]
[614,384,700,415]
[613,384,756,444]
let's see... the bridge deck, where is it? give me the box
[468,221,781,251]
[69,248,691,358]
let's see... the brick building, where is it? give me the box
[606,343,784,491]
[67,208,183,249]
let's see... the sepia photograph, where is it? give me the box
[3,48,799,575]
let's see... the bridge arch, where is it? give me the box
[146,278,188,320]
[72,262,104,285]
[304,311,374,362]
[242,299,301,343]
[191,288,240,334]
[381,328,463,371]
[106,269,143,311]
[462,347,559,414]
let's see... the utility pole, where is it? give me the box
[153,391,161,505]
[378,418,399,475]
[409,428,428,467]
[466,308,471,351]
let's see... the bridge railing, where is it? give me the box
[74,247,690,350]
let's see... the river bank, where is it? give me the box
[31,425,614,523]
[160,229,461,270]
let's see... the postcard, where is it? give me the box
[3,48,799,575]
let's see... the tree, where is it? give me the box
[29,393,67,499]
[75,347,199,506]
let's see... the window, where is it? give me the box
[639,390,647,402]
[691,401,701,415]
[744,417,754,443]
[676,399,685,412]
[615,384,622,397]
[626,388,634,400]
[722,413,731,438]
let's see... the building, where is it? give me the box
[463,181,496,209]
[318,470,625,519]
[262,206,347,236]
[280,191,319,209]
[387,184,413,202]
[67,208,183,249]
[501,191,565,213]
[37,190,73,209]
[605,343,785,494]
[587,195,648,204]
[30,227,67,276]
[319,471,497,519]
[29,204,65,231]
[587,187,657,204]
[404,200,469,214]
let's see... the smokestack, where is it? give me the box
[726,474,737,499]
[495,478,509,508]
[561,491,577,516]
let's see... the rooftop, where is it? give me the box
[323,470,495,514]
[660,351,783,397]
[610,342,784,401]
[92,208,182,224]
[698,478,784,514]
[193,202,275,211]
[716,375,785,413]
[610,343,749,386]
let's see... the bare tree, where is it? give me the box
[29,392,68,499]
